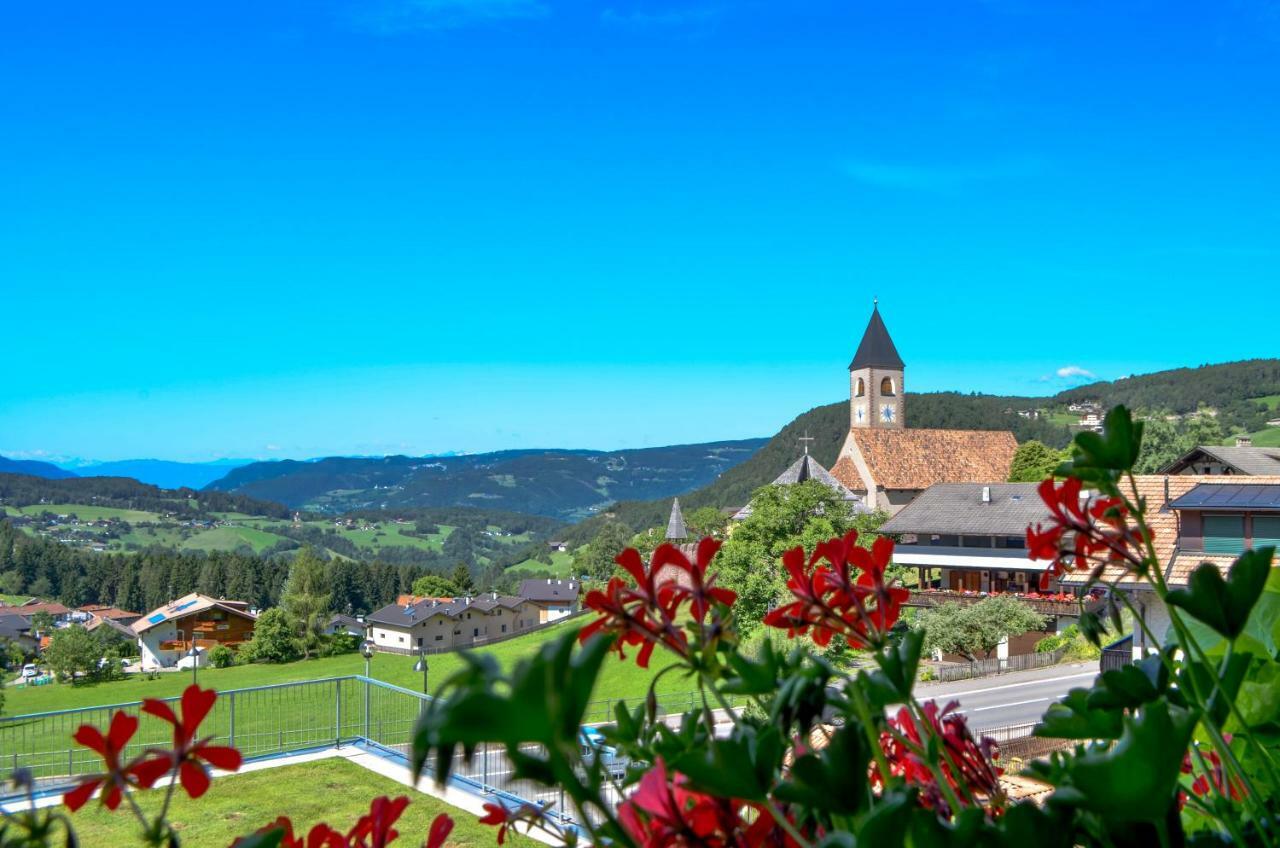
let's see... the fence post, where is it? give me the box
[364,677,371,743]
[482,741,489,791]
[335,679,342,747]
[228,691,236,750]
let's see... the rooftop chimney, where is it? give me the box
[1237,436,1253,448]
[981,486,991,504]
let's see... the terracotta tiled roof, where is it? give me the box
[833,429,1018,492]
[1059,474,1280,588]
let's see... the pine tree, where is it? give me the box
[281,548,332,659]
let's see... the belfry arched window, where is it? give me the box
[880,377,895,396]
[855,378,866,397]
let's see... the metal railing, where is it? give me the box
[0,675,641,832]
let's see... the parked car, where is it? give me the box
[579,726,628,779]
[20,663,39,679]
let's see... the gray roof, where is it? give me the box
[328,613,365,630]
[848,304,904,371]
[1161,445,1280,476]
[0,616,31,640]
[519,578,580,603]
[86,617,136,640]
[665,498,688,540]
[733,455,869,521]
[366,593,527,628]
[879,483,1051,536]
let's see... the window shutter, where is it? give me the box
[1204,515,1245,554]
[1253,516,1280,551]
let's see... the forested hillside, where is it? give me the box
[561,392,1070,543]
[0,473,288,518]
[1056,359,1280,433]
[208,439,767,520]
[0,457,77,480]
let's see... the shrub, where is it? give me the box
[208,644,236,668]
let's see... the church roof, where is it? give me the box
[832,429,1018,492]
[733,453,868,520]
[848,305,904,371]
[665,498,689,540]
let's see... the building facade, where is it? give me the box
[132,593,257,670]
[366,593,538,653]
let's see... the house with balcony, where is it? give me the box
[880,483,1086,655]
[132,592,257,670]
[1063,475,1280,661]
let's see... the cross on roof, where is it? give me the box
[798,430,815,455]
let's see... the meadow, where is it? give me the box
[1,620,687,717]
[59,757,486,847]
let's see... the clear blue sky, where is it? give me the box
[3,1,1278,462]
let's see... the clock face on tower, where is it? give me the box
[881,404,896,423]
[855,404,866,423]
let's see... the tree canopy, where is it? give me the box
[914,597,1048,662]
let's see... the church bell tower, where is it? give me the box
[849,301,904,430]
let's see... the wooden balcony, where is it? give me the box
[905,589,1098,617]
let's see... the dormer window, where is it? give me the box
[1203,514,1245,554]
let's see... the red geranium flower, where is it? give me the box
[879,700,1003,817]
[232,817,348,848]
[479,802,516,845]
[348,795,411,848]
[763,531,907,650]
[137,684,243,799]
[423,812,455,848]
[579,537,734,668]
[1026,478,1150,590]
[64,711,165,812]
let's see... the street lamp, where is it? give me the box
[187,643,200,686]
[361,640,375,679]
[413,651,429,695]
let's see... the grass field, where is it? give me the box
[60,757,487,848]
[180,525,290,554]
[13,504,169,523]
[507,551,575,578]
[1,620,685,717]
[1238,427,1280,447]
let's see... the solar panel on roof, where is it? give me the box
[147,613,166,624]
[1169,483,1280,511]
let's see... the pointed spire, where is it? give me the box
[849,301,904,371]
[665,498,688,541]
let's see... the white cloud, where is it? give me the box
[265,444,283,452]
[1055,365,1096,380]
[352,0,549,34]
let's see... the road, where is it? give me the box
[915,662,1101,730]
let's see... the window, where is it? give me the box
[855,378,865,397]
[880,377,895,396]
[417,637,422,647]
[473,628,479,637]
[399,635,405,643]
[501,624,507,633]
[1204,514,1245,554]
[1254,516,1280,548]
[435,634,443,641]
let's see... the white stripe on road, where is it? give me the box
[964,697,1053,713]
[921,671,1096,701]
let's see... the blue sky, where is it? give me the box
[3,0,1279,462]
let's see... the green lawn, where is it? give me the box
[61,757,489,848]
[1,620,688,718]
[13,504,168,523]
[1238,427,1280,447]
[507,551,575,578]
[0,593,31,605]
[181,525,291,554]
[1251,394,1280,411]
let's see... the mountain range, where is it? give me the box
[206,440,768,521]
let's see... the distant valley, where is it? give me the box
[206,440,769,521]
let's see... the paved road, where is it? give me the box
[915,662,1101,730]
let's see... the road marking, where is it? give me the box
[922,671,1096,700]
[964,697,1052,713]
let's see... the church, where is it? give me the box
[829,303,1018,514]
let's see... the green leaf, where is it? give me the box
[1036,688,1124,740]
[1070,406,1143,474]
[1045,698,1196,824]
[862,628,923,705]
[1237,661,1280,729]
[1167,547,1274,640]
[666,723,782,802]
[773,724,870,814]
[721,639,780,695]
[1086,653,1167,711]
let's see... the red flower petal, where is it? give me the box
[63,778,102,812]
[426,813,455,848]
[72,725,108,757]
[196,745,243,772]
[180,685,218,741]
[179,759,211,799]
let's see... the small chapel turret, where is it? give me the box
[848,301,904,430]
